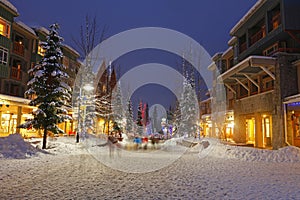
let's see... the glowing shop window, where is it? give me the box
[0,18,10,38]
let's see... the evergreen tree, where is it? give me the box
[142,103,149,127]
[111,81,124,129]
[20,23,71,149]
[124,98,134,133]
[178,78,198,137]
[136,101,143,135]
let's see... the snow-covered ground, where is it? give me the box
[1,134,300,199]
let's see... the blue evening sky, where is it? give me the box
[10,0,257,56]
[9,0,257,111]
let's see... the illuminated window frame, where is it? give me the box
[37,41,46,56]
[0,46,8,65]
[0,17,11,38]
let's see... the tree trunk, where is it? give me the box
[42,128,47,149]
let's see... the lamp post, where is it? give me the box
[76,83,94,143]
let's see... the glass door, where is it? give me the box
[246,118,255,144]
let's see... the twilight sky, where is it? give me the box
[10,0,257,56]
[9,0,257,112]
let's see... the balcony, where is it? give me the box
[250,29,265,46]
[11,67,22,80]
[239,42,247,54]
[13,42,25,56]
[269,12,281,32]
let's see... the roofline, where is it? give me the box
[230,0,267,36]
[14,21,38,38]
[34,26,49,36]
[62,44,80,57]
[0,0,19,17]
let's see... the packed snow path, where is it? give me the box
[1,140,300,199]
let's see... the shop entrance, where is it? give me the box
[246,118,255,145]
[262,116,272,147]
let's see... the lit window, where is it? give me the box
[0,47,8,65]
[37,43,45,56]
[0,18,11,38]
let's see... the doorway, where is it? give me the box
[246,118,255,144]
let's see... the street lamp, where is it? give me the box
[76,83,94,143]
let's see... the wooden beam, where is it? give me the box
[225,83,237,94]
[260,66,275,80]
[243,73,260,92]
[235,78,249,91]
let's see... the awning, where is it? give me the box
[284,93,300,104]
[217,56,276,94]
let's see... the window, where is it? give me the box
[0,18,10,38]
[10,83,20,96]
[0,47,8,65]
[63,56,69,69]
[262,76,274,91]
[37,42,45,56]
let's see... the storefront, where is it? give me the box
[284,94,300,147]
[0,94,74,138]
[224,111,234,141]
[0,94,38,138]
[200,114,212,137]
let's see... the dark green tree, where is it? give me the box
[20,23,72,149]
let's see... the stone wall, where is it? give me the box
[233,91,274,144]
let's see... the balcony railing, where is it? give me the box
[13,42,25,56]
[11,67,22,80]
[239,42,247,54]
[270,13,281,32]
[250,29,264,46]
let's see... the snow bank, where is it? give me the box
[198,138,300,163]
[0,134,44,159]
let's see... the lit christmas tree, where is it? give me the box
[178,77,198,137]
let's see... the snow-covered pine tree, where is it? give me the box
[20,23,72,149]
[142,103,149,127]
[136,101,143,135]
[124,98,134,133]
[111,81,124,130]
[178,77,198,137]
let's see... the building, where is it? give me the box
[0,0,81,137]
[210,0,300,149]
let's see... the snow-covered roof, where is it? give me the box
[14,20,37,37]
[211,52,223,61]
[0,94,30,105]
[227,36,237,46]
[284,93,300,104]
[222,47,233,58]
[0,0,18,16]
[34,26,49,35]
[62,44,80,57]
[230,0,266,36]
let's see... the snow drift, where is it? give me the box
[0,134,45,159]
[197,138,300,163]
